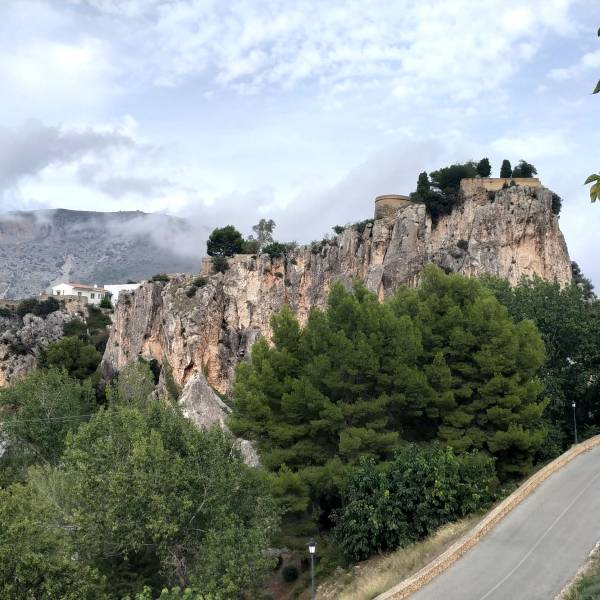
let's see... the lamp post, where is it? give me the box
[307,538,316,600]
[572,401,578,444]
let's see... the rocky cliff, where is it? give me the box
[102,183,571,396]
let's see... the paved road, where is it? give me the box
[411,444,600,600]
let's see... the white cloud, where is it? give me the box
[548,49,600,82]
[74,0,577,103]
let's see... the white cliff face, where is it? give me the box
[102,184,571,395]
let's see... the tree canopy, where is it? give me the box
[231,266,548,528]
[477,158,491,177]
[206,225,243,257]
[500,159,512,178]
[512,160,537,178]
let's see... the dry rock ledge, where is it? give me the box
[373,435,600,600]
[102,183,571,395]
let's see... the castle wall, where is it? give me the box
[374,195,412,219]
[460,178,541,194]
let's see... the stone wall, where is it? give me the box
[460,177,541,194]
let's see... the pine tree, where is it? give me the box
[500,159,512,178]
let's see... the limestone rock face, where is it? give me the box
[177,372,260,466]
[0,310,74,387]
[102,184,571,396]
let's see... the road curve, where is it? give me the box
[410,443,600,600]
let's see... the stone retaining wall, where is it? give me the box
[374,435,600,600]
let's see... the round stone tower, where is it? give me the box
[374,194,412,220]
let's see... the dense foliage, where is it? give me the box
[16,296,60,319]
[206,225,243,257]
[39,336,102,381]
[483,275,600,452]
[500,159,512,178]
[231,266,547,530]
[334,445,498,561]
[0,365,277,599]
[511,160,537,178]
[477,157,491,177]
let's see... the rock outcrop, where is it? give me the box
[102,183,571,395]
[0,310,75,387]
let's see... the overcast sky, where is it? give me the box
[0,1,598,283]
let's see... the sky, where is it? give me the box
[0,0,598,283]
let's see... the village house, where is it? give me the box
[51,282,110,306]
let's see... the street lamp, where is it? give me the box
[307,538,316,600]
[572,401,578,444]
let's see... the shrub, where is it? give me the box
[551,192,562,216]
[0,307,14,318]
[99,295,112,309]
[263,242,286,258]
[193,276,207,288]
[241,239,259,254]
[457,239,469,251]
[63,318,88,340]
[211,256,229,273]
[282,564,299,583]
[352,219,374,234]
[185,286,198,298]
[15,297,60,319]
[334,445,498,561]
[332,225,345,235]
[151,273,170,283]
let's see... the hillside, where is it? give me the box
[102,181,571,394]
[0,209,200,299]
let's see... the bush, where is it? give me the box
[212,256,229,273]
[512,160,537,178]
[282,564,299,583]
[334,445,498,561]
[39,336,102,381]
[0,306,14,318]
[63,319,89,340]
[552,192,562,216]
[151,273,170,283]
[457,239,469,251]
[193,276,207,288]
[263,242,286,258]
[332,225,345,235]
[16,296,60,319]
[352,219,374,234]
[99,295,112,309]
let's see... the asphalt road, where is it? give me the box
[411,444,600,600]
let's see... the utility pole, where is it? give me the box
[572,401,578,444]
[308,538,316,599]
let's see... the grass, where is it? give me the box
[317,514,481,600]
[562,545,600,600]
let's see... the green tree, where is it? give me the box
[251,218,276,251]
[107,361,156,406]
[390,266,548,477]
[206,226,243,257]
[334,445,498,561]
[477,158,491,177]
[483,275,600,452]
[0,368,95,470]
[59,401,277,598]
[511,160,537,178]
[0,482,108,599]
[500,159,512,178]
[39,336,102,381]
[571,261,595,300]
[230,284,429,521]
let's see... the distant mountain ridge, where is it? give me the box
[0,209,201,299]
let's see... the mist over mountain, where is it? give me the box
[0,209,201,299]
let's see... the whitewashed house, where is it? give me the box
[51,282,110,306]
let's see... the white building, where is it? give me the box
[51,282,110,306]
[104,283,142,302]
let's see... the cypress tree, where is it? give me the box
[477,158,491,177]
[500,159,512,178]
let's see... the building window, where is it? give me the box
[78,292,82,297]
[91,293,95,299]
